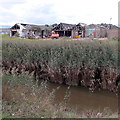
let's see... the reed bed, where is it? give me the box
[2,39,119,93]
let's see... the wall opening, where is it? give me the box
[11,31,17,36]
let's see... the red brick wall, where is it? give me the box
[107,29,119,39]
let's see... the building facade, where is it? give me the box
[85,24,107,38]
[52,23,85,38]
[10,23,53,38]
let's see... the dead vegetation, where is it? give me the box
[2,60,119,94]
[2,75,118,118]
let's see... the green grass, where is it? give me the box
[1,34,53,41]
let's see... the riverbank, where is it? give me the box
[2,74,118,118]
[2,38,119,93]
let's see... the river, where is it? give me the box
[47,82,118,112]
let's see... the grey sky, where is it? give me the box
[0,0,119,26]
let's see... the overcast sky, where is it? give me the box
[0,0,119,26]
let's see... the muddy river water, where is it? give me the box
[47,82,118,112]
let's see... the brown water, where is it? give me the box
[47,82,118,112]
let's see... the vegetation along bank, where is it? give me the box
[2,39,120,93]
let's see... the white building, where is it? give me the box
[10,23,31,37]
[10,23,53,38]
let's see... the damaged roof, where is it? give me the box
[86,23,119,29]
[53,23,84,31]
[98,23,119,29]
[11,23,54,31]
